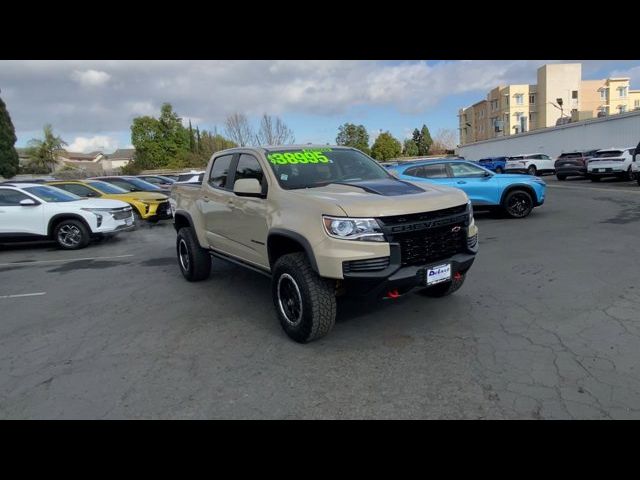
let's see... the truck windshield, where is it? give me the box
[265,148,392,189]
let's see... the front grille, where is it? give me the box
[377,205,469,268]
[156,202,170,215]
[343,257,390,274]
[380,204,467,225]
[394,225,466,267]
[112,209,132,220]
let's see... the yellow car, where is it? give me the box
[47,180,172,223]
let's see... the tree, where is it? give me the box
[25,124,67,173]
[370,132,401,161]
[336,123,370,155]
[130,103,190,170]
[199,128,237,159]
[418,124,433,155]
[256,114,295,145]
[224,113,254,147]
[402,138,419,157]
[0,93,19,179]
[188,120,195,152]
[430,128,457,154]
[196,126,201,153]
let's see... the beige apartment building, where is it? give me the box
[458,63,640,145]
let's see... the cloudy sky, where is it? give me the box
[2,60,639,153]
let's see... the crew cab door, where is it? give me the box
[0,188,45,236]
[225,153,270,268]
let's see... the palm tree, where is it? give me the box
[26,124,67,172]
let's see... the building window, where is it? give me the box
[514,94,524,105]
[618,86,628,98]
[571,90,578,99]
[529,94,535,104]
[599,88,607,100]
[618,105,627,113]
[635,99,640,109]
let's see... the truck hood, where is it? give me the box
[288,178,469,217]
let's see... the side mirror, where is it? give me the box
[19,198,39,206]
[233,178,264,198]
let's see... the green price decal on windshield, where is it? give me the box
[268,149,333,165]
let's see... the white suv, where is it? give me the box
[587,147,636,182]
[0,183,134,249]
[504,153,555,176]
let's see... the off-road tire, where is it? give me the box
[422,272,466,297]
[272,252,336,343]
[54,219,90,250]
[176,227,211,282]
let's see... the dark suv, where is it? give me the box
[554,150,599,180]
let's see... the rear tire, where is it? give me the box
[557,175,566,181]
[502,189,534,218]
[272,252,336,343]
[422,272,466,297]
[54,219,90,250]
[590,176,601,182]
[176,227,211,281]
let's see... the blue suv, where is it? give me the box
[387,159,546,218]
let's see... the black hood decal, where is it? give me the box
[331,178,425,196]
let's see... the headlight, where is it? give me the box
[322,216,385,242]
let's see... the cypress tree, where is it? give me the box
[0,92,19,179]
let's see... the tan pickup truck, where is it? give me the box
[171,146,478,343]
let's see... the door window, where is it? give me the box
[234,154,264,184]
[406,164,449,178]
[449,163,488,178]
[0,189,31,206]
[208,155,233,189]
[55,183,98,197]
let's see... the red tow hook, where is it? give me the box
[385,289,400,299]
[454,272,463,280]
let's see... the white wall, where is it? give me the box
[457,110,640,160]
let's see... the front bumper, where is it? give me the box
[342,251,476,298]
[140,201,172,220]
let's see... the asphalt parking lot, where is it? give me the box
[1,175,640,419]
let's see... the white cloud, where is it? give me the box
[2,60,638,138]
[66,135,119,153]
[70,69,111,88]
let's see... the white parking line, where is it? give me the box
[0,254,134,268]
[0,292,47,299]
[547,184,640,194]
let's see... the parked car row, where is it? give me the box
[475,141,640,185]
[0,175,174,250]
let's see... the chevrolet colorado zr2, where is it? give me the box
[171,146,479,343]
